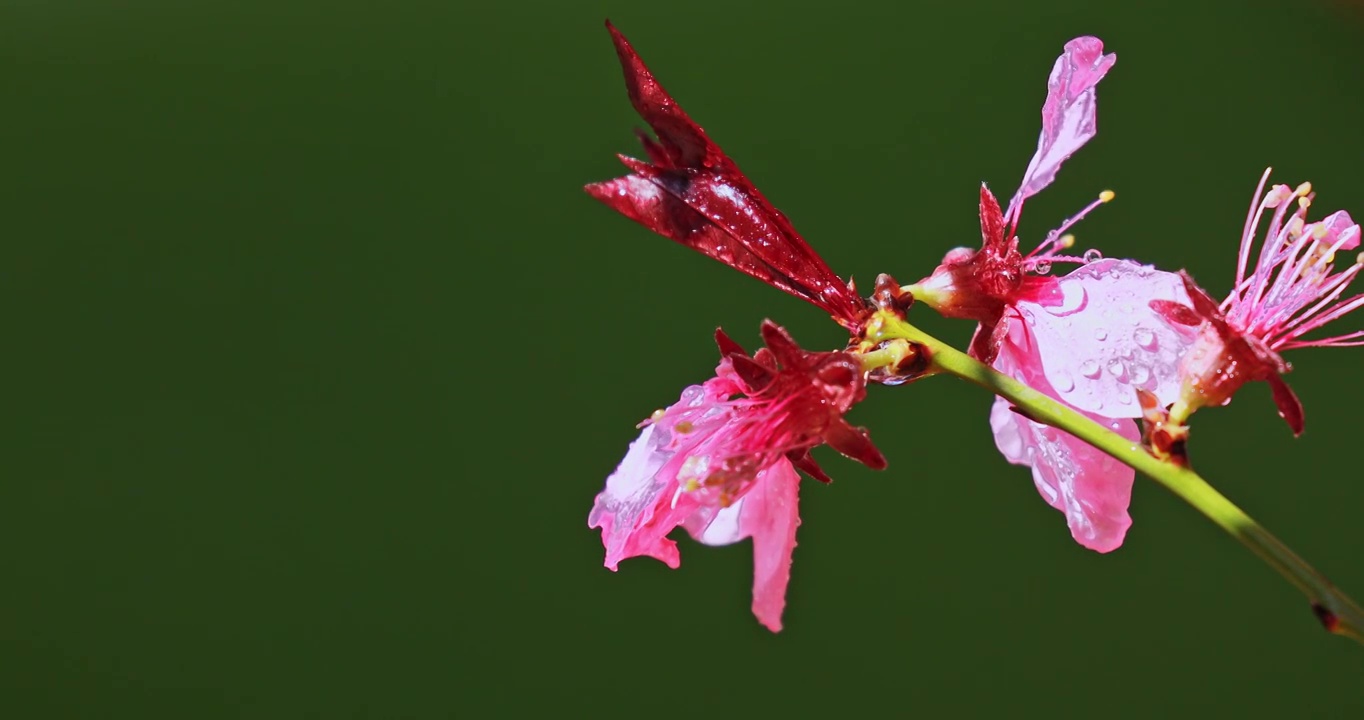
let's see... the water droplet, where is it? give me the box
[1133,327,1156,350]
[1107,359,1129,382]
[1118,393,1132,405]
[1045,282,1087,316]
[1054,371,1075,393]
[1083,249,1103,263]
[1032,259,1052,275]
[1094,329,1108,341]
[1080,360,1101,378]
[1130,363,1151,384]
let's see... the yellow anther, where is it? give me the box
[650,409,666,422]
[1298,196,1312,212]
[1356,251,1364,266]
[683,479,700,493]
[1295,181,1313,197]
[674,420,694,434]
[1098,190,1116,203]
[1059,234,1077,249]
[1311,223,1330,241]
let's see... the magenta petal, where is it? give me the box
[1007,37,1116,216]
[740,460,801,633]
[589,424,693,570]
[991,324,1138,552]
[680,459,802,632]
[1018,259,1197,418]
[989,396,1137,552]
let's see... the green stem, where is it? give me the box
[873,313,1364,645]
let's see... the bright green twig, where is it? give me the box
[868,311,1364,645]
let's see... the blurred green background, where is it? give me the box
[4,0,1364,716]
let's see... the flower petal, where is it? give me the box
[991,322,1139,552]
[1017,259,1197,417]
[589,424,694,570]
[679,458,802,632]
[1006,37,1116,219]
[740,460,802,632]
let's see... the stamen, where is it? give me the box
[1264,185,1291,208]
[1295,181,1313,197]
[1234,168,1276,299]
[1026,192,1112,259]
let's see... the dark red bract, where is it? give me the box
[586,21,868,330]
[716,321,887,482]
[917,185,1063,362]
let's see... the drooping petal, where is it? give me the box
[1006,37,1116,221]
[740,460,802,632]
[679,459,802,632]
[1016,259,1197,417]
[990,319,1138,552]
[989,396,1138,552]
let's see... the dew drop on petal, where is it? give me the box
[1130,363,1151,384]
[1033,259,1053,275]
[1117,393,1132,405]
[1054,370,1075,393]
[1083,248,1103,263]
[1107,359,1128,382]
[1133,327,1156,350]
[1045,282,1087,316]
[1094,329,1108,341]
[1080,359,1102,378]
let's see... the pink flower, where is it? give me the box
[585,21,869,330]
[1150,169,1364,435]
[911,37,1206,548]
[589,321,885,632]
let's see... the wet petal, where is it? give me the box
[1018,259,1197,418]
[990,325,1139,552]
[1007,37,1116,216]
[989,396,1137,552]
[589,424,695,570]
